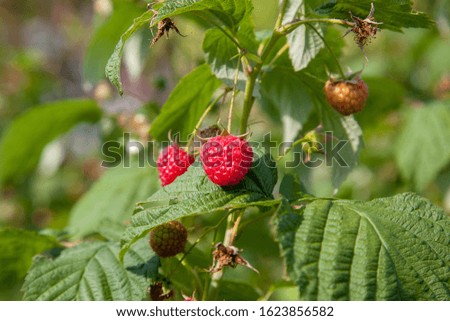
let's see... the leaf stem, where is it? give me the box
[228,56,241,132]
[239,30,283,134]
[187,90,227,151]
[277,137,310,160]
[239,72,257,134]
[279,18,352,35]
[306,23,346,79]
[276,0,289,29]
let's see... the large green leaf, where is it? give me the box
[295,106,364,196]
[120,150,279,259]
[203,28,256,95]
[0,229,61,291]
[0,99,101,186]
[84,3,142,84]
[22,238,159,301]
[154,0,253,30]
[287,23,324,71]
[68,165,160,239]
[282,1,324,71]
[260,66,314,142]
[149,64,221,141]
[321,107,364,189]
[395,101,450,191]
[315,0,433,31]
[275,193,450,300]
[105,10,154,95]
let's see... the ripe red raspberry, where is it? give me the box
[149,221,187,258]
[200,135,253,186]
[157,144,194,186]
[324,77,369,115]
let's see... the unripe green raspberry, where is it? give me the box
[149,221,187,257]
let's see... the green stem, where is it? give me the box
[277,137,310,160]
[239,31,283,134]
[195,12,243,50]
[228,56,241,132]
[239,16,350,134]
[280,18,352,34]
[267,43,289,69]
[306,23,346,79]
[213,23,243,50]
[239,73,257,134]
[276,0,289,29]
[187,91,227,151]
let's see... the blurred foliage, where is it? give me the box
[0,0,448,300]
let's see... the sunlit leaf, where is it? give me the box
[275,193,450,300]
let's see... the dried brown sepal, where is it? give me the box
[148,282,174,301]
[197,125,222,140]
[209,242,259,274]
[344,3,382,57]
[151,18,186,46]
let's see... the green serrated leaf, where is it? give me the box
[22,238,159,301]
[395,101,450,191]
[0,99,101,186]
[68,165,160,239]
[282,1,324,71]
[315,0,433,31]
[120,150,278,259]
[287,22,324,71]
[322,108,364,189]
[84,3,142,85]
[203,28,249,94]
[276,193,450,300]
[260,66,314,142]
[0,229,61,292]
[295,106,363,196]
[149,64,221,141]
[154,0,253,30]
[105,10,154,95]
[279,173,305,201]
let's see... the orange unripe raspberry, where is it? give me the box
[324,77,369,115]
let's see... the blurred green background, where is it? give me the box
[0,0,449,300]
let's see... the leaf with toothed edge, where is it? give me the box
[105,10,154,95]
[275,193,450,300]
[22,238,160,301]
[119,149,278,261]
